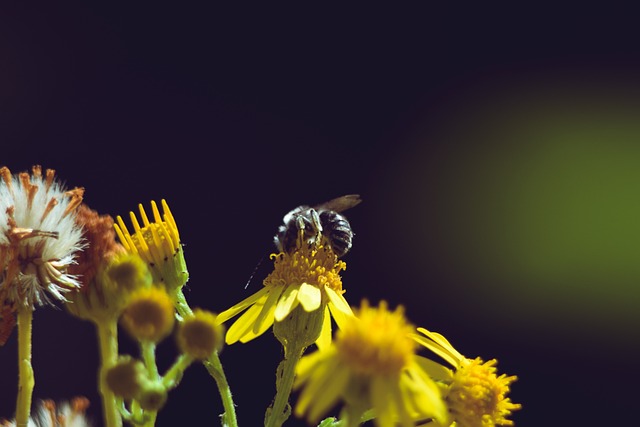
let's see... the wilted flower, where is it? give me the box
[0,166,85,309]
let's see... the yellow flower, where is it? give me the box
[294,301,448,427]
[216,243,353,347]
[120,287,175,343]
[412,328,521,427]
[114,200,188,295]
[176,309,224,360]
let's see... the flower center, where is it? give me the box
[447,358,521,427]
[264,244,345,293]
[335,301,415,376]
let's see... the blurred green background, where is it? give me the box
[379,81,640,347]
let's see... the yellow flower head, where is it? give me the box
[216,242,353,348]
[294,301,448,427]
[177,309,224,360]
[114,200,188,295]
[120,287,175,343]
[412,328,521,427]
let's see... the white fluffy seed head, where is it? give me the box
[0,166,85,307]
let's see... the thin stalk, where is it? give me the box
[162,354,193,390]
[265,347,304,427]
[175,290,238,427]
[15,306,34,427]
[96,320,122,427]
[141,341,159,380]
[140,341,160,427]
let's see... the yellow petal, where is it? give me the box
[414,355,453,382]
[315,305,332,351]
[405,363,448,424]
[390,378,413,427]
[240,313,275,343]
[307,364,350,423]
[216,287,270,324]
[370,376,395,427]
[416,327,464,363]
[252,285,284,334]
[225,302,264,344]
[274,284,301,322]
[326,291,353,330]
[295,355,345,422]
[295,351,327,384]
[411,333,459,368]
[297,282,321,312]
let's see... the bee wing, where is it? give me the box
[313,194,362,213]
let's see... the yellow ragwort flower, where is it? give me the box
[294,300,448,427]
[412,328,521,427]
[120,287,175,343]
[114,200,188,295]
[216,242,353,347]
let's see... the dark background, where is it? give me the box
[2,4,639,426]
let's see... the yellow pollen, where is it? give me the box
[447,358,521,427]
[335,301,415,376]
[264,244,345,293]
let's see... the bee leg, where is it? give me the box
[296,215,307,248]
[309,209,323,245]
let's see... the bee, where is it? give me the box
[274,194,362,257]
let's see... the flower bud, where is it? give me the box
[120,287,175,343]
[104,356,146,399]
[137,380,168,411]
[176,309,224,360]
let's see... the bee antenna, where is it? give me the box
[245,254,266,289]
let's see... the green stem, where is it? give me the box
[175,290,238,427]
[96,320,122,427]
[162,354,193,390]
[174,289,193,317]
[141,341,159,380]
[15,306,34,427]
[265,347,304,427]
[140,341,160,427]
[203,353,238,427]
[142,411,157,427]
